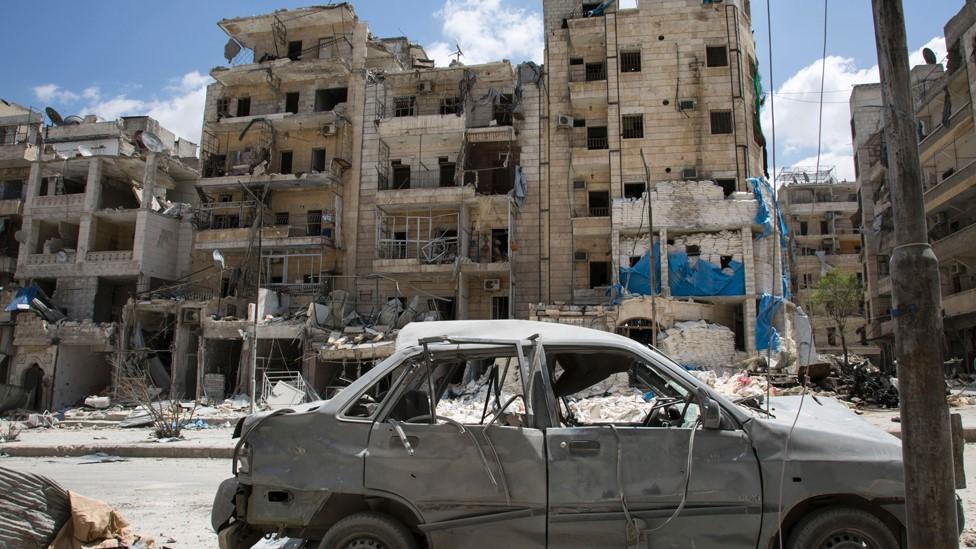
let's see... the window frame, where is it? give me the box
[621,113,644,139]
[620,50,642,73]
[709,110,734,135]
[705,45,729,68]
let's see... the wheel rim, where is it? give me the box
[343,538,386,549]
[816,528,875,548]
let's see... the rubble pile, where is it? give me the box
[818,354,899,408]
[658,321,737,371]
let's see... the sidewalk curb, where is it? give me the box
[0,444,233,459]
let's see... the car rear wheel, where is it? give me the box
[318,512,418,549]
[787,506,899,549]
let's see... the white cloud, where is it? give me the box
[33,84,80,103]
[30,71,211,145]
[426,0,543,67]
[764,36,947,182]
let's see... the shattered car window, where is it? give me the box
[550,350,700,428]
[342,363,409,419]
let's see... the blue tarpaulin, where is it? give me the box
[756,293,783,352]
[618,245,745,298]
[749,177,788,246]
[5,287,37,312]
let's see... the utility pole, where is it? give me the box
[871,0,958,545]
[640,149,658,347]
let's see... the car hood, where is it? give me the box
[744,396,903,463]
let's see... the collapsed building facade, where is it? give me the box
[777,167,879,360]
[5,113,198,411]
[852,2,976,371]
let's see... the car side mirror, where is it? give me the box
[698,388,722,430]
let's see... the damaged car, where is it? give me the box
[212,320,963,548]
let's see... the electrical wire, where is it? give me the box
[813,0,829,185]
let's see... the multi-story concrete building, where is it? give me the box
[7,114,197,410]
[852,1,976,371]
[777,167,878,359]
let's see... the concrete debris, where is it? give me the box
[76,453,129,465]
[0,420,21,442]
[83,396,111,410]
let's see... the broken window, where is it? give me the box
[236,97,251,117]
[620,50,641,73]
[439,96,461,115]
[394,96,417,117]
[494,94,514,126]
[710,111,733,135]
[623,182,645,199]
[279,151,293,175]
[216,97,231,118]
[716,178,736,197]
[622,114,644,139]
[706,45,729,67]
[589,261,611,288]
[311,148,327,172]
[343,363,410,419]
[315,88,348,112]
[285,92,300,114]
[491,228,509,262]
[287,40,303,61]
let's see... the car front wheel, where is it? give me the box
[787,507,899,549]
[318,512,419,549]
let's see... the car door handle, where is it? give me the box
[567,439,601,454]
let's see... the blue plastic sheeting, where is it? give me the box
[669,253,746,297]
[586,0,616,16]
[756,293,783,352]
[749,177,788,246]
[618,246,745,298]
[618,241,662,296]
[5,287,37,312]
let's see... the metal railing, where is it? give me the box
[262,370,320,408]
[86,250,134,262]
[378,168,457,191]
[586,136,609,150]
[588,206,610,217]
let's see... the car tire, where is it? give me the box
[318,511,418,549]
[787,506,899,549]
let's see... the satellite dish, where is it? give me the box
[922,47,938,65]
[213,249,226,270]
[224,39,242,63]
[45,107,64,126]
[141,131,166,153]
[63,115,84,125]
[56,250,68,263]
[13,230,27,244]
[76,145,93,157]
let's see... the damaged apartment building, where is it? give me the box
[852,2,976,371]
[523,0,790,368]
[778,167,879,361]
[5,112,198,411]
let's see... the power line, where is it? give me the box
[814,0,829,182]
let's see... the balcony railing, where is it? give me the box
[32,193,85,209]
[574,135,609,150]
[377,237,459,264]
[588,206,610,217]
[378,168,457,191]
[27,252,76,265]
[86,250,133,262]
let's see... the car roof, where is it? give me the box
[395,319,635,351]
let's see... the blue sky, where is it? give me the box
[0,0,963,180]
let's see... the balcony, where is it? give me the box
[27,252,76,266]
[194,225,331,250]
[0,141,39,165]
[377,102,466,138]
[919,101,973,162]
[923,159,976,212]
[944,288,976,318]
[0,199,22,216]
[86,250,134,263]
[567,16,607,48]
[31,193,85,209]
[932,222,976,262]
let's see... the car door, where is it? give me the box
[364,342,548,548]
[545,349,763,549]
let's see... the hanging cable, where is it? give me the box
[765,0,777,183]
[813,0,829,182]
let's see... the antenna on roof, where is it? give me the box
[450,42,464,65]
[922,47,938,65]
[45,107,64,126]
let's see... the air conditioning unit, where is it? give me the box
[678,99,697,111]
[417,81,433,94]
[932,211,948,225]
[951,263,966,275]
[181,308,201,324]
[483,278,502,291]
[574,251,589,262]
[557,114,574,128]
[321,123,337,136]
[573,180,587,190]
[682,167,698,180]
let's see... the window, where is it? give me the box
[391,161,411,189]
[218,194,233,203]
[315,88,348,112]
[439,96,461,115]
[589,261,611,288]
[624,182,645,199]
[216,98,231,118]
[588,191,610,217]
[710,111,733,135]
[285,92,300,114]
[799,221,808,235]
[394,96,417,117]
[820,221,829,235]
[620,50,641,73]
[307,210,322,236]
[274,212,290,226]
[715,178,736,197]
[685,245,701,257]
[587,126,609,149]
[439,162,456,187]
[311,149,326,172]
[279,151,293,174]
[287,40,303,61]
[585,63,607,81]
[236,97,251,117]
[706,46,729,67]
[343,363,410,419]
[569,57,584,66]
[622,114,644,139]
[492,296,510,320]
[801,273,813,288]
[573,118,586,128]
